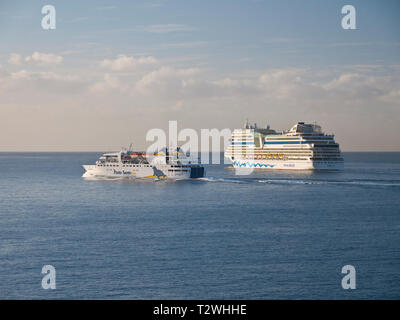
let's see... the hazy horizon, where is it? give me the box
[1,0,400,152]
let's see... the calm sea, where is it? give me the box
[0,152,399,299]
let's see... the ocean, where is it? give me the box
[0,152,399,299]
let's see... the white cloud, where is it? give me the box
[100,55,158,71]
[0,68,86,97]
[90,63,400,107]
[134,66,201,95]
[10,70,31,80]
[1,61,400,151]
[89,73,129,93]
[8,53,22,65]
[381,88,400,102]
[25,52,63,66]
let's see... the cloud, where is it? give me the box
[100,55,158,71]
[381,88,400,103]
[91,65,205,98]
[89,73,129,93]
[0,68,86,98]
[133,66,201,95]
[90,63,400,107]
[8,53,22,65]
[1,61,400,151]
[25,52,63,66]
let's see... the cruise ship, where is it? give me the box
[225,121,344,170]
[83,147,205,179]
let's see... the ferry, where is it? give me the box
[225,121,344,170]
[83,147,205,179]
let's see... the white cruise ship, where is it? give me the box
[225,121,344,170]
[83,147,205,179]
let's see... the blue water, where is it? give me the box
[0,152,399,299]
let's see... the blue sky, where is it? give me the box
[2,0,399,67]
[0,0,399,151]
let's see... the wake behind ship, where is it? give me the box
[83,147,205,180]
[225,121,344,170]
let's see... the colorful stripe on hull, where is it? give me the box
[232,160,275,168]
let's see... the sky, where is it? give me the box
[0,0,399,151]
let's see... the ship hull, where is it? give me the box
[229,159,344,171]
[82,164,204,179]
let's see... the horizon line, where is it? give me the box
[0,150,400,153]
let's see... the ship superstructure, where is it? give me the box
[83,147,205,179]
[225,121,344,170]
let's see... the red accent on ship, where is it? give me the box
[128,152,150,156]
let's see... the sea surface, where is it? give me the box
[0,152,399,299]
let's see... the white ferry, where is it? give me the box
[225,121,344,170]
[83,147,205,179]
